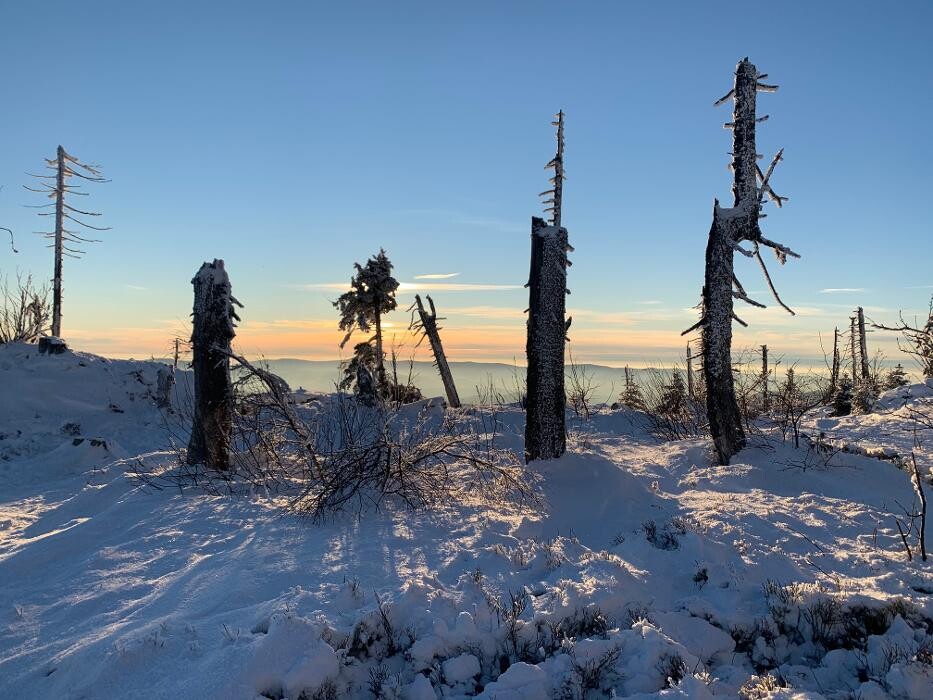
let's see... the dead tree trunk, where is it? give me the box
[26,145,110,339]
[857,306,870,383]
[686,343,695,399]
[829,327,840,398]
[685,58,799,465]
[761,344,769,411]
[850,316,859,383]
[525,110,571,462]
[526,216,569,462]
[52,146,65,337]
[187,259,240,471]
[411,294,460,408]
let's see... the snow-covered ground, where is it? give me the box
[1,343,932,699]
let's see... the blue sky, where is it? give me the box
[1,1,931,366]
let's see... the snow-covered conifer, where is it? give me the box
[883,363,910,390]
[334,249,399,392]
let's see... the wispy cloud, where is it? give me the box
[125,284,148,291]
[297,281,523,293]
[413,272,460,280]
[820,288,865,294]
[636,300,663,305]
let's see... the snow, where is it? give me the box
[1,342,932,698]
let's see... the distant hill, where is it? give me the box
[261,358,659,404]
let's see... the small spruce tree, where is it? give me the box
[618,366,647,411]
[831,376,853,417]
[657,371,688,418]
[852,380,876,415]
[883,363,910,391]
[334,249,399,392]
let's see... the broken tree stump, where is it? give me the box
[412,294,460,408]
[187,259,240,471]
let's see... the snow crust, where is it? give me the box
[1,342,932,699]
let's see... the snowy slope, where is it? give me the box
[1,343,932,699]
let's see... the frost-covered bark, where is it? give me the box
[850,316,859,383]
[761,344,769,411]
[413,294,460,408]
[525,216,569,462]
[702,207,746,463]
[829,327,840,399]
[187,259,240,471]
[689,58,800,465]
[857,306,870,382]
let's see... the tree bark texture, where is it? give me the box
[187,259,237,471]
[525,216,568,463]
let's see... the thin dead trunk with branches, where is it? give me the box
[26,146,110,338]
[526,111,572,463]
[683,58,800,465]
[409,294,460,408]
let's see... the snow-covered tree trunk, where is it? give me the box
[187,259,239,471]
[414,294,460,408]
[702,208,745,463]
[830,327,840,398]
[525,216,569,462]
[850,316,859,383]
[51,146,65,338]
[857,306,870,382]
[692,58,798,465]
[761,344,769,411]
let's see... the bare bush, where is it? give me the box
[143,352,534,521]
[769,367,827,448]
[640,367,707,441]
[566,351,600,421]
[0,272,51,344]
[872,296,933,378]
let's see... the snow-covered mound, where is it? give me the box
[1,344,932,699]
[803,380,933,481]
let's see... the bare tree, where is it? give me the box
[26,146,110,338]
[409,294,460,408]
[872,296,933,378]
[0,272,51,343]
[187,259,241,471]
[683,59,800,465]
[828,327,841,400]
[761,344,769,411]
[856,306,871,383]
[525,111,572,462]
[849,316,859,384]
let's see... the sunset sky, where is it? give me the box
[1,1,931,367]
